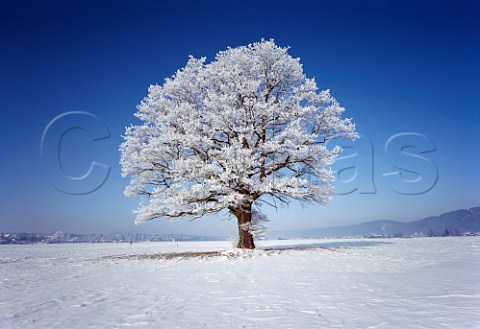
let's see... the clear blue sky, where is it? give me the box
[1,0,478,235]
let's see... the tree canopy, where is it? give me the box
[120,40,357,248]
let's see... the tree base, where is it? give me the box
[233,204,256,249]
[236,233,255,249]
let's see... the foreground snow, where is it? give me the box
[1,237,479,328]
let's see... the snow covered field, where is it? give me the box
[1,237,479,329]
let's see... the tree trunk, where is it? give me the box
[233,202,256,249]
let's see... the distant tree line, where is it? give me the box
[427,228,462,237]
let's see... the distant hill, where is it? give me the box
[272,207,480,239]
[3,207,479,244]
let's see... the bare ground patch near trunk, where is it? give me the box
[102,246,341,261]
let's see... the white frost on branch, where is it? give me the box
[120,39,357,225]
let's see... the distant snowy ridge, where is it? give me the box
[273,207,480,239]
[3,207,479,244]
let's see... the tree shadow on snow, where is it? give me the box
[261,240,393,251]
[103,240,393,261]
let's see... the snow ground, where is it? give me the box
[1,237,479,329]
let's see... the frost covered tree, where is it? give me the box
[120,40,357,249]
